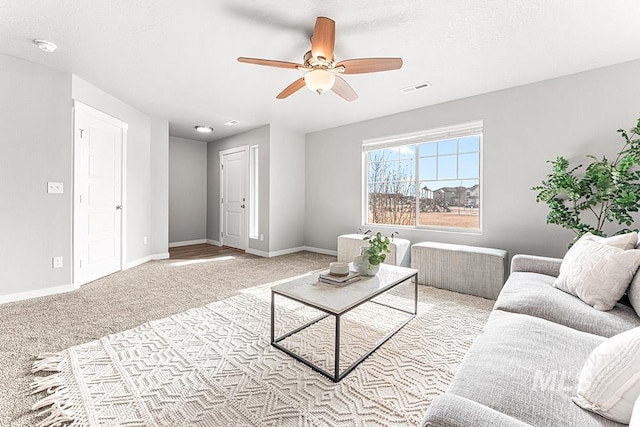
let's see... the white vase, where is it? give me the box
[354,247,380,276]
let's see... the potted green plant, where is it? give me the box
[532,117,640,246]
[354,232,392,276]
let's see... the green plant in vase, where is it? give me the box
[354,232,392,276]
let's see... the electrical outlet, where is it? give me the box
[260,234,264,241]
[143,236,148,245]
[47,182,63,194]
[52,256,63,268]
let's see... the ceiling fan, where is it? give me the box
[238,17,403,102]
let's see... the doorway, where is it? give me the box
[219,146,248,250]
[73,102,127,287]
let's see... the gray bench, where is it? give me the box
[411,242,508,299]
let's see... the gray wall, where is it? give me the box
[0,53,73,295]
[72,75,153,263]
[169,136,207,243]
[269,125,306,252]
[207,125,270,252]
[305,59,640,259]
[151,118,169,255]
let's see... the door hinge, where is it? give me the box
[221,197,223,203]
[221,232,223,237]
[79,128,86,139]
[79,259,83,268]
[79,194,83,203]
[221,164,224,170]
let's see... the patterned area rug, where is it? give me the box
[30,276,492,426]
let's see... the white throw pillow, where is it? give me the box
[554,232,640,310]
[574,327,640,424]
[631,394,640,427]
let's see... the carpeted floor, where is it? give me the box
[0,251,334,427]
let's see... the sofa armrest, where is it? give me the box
[422,394,532,427]
[510,254,562,277]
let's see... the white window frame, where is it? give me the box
[362,121,483,234]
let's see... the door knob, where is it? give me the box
[116,205,123,210]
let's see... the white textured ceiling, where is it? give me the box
[2,0,640,142]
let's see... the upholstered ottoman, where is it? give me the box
[337,234,411,267]
[411,242,508,299]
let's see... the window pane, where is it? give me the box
[419,180,479,229]
[368,161,394,183]
[367,181,416,226]
[459,152,479,178]
[398,159,415,181]
[459,136,480,153]
[438,139,457,155]
[398,145,416,159]
[419,157,436,180]
[419,141,437,157]
[437,155,457,179]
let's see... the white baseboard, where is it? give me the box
[0,283,75,305]
[206,239,221,246]
[125,252,170,269]
[168,239,207,248]
[245,248,270,257]
[303,246,338,256]
[268,246,306,257]
[125,256,152,269]
[244,246,337,258]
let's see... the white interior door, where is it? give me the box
[220,148,247,250]
[74,102,127,286]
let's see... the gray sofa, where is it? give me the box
[422,254,640,427]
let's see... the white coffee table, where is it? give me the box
[270,263,418,382]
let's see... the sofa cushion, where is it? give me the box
[630,395,640,427]
[422,394,531,427]
[447,310,623,427]
[554,238,640,311]
[494,272,640,337]
[573,327,640,424]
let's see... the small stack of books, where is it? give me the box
[318,270,361,286]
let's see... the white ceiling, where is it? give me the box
[2,0,640,142]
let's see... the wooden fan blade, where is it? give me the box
[311,17,335,60]
[332,76,358,102]
[276,78,306,99]
[336,58,403,74]
[238,57,302,69]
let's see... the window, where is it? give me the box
[363,121,482,231]
[249,145,259,239]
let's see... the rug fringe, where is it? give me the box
[32,353,63,373]
[34,402,74,427]
[30,375,66,395]
[31,353,75,426]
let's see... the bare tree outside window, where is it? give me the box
[365,134,481,230]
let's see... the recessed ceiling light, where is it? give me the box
[224,120,240,126]
[33,39,57,53]
[400,82,431,94]
[195,125,214,133]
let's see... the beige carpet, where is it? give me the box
[0,251,334,427]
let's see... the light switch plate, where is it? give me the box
[52,256,63,268]
[47,182,63,194]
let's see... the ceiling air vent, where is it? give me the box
[400,82,431,94]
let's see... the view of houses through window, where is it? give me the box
[365,129,481,230]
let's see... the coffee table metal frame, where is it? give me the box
[270,267,418,382]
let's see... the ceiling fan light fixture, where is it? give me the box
[304,69,335,94]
